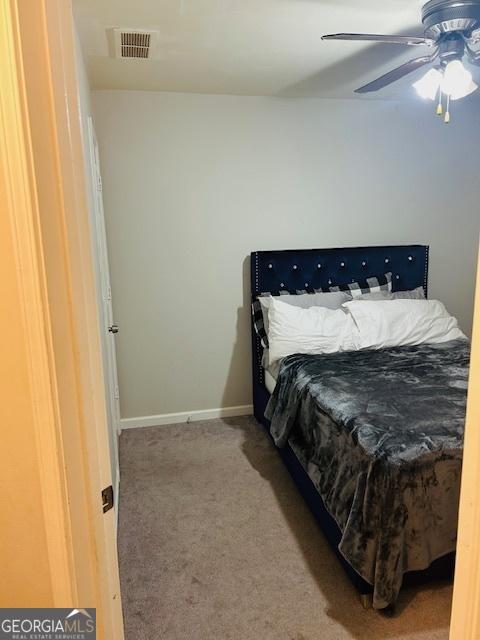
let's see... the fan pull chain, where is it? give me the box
[444,94,451,123]
[436,89,443,116]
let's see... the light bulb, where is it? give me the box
[441,60,477,99]
[413,68,442,100]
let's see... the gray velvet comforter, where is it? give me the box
[265,339,469,609]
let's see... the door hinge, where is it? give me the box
[102,485,114,513]
[96,174,102,191]
[114,385,120,400]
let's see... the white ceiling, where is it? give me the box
[73,0,441,98]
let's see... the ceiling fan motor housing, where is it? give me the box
[422,0,480,38]
[437,32,466,64]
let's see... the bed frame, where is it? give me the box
[250,245,455,607]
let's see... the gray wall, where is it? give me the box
[93,90,480,419]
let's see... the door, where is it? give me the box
[87,117,121,499]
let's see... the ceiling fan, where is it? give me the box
[322,0,480,121]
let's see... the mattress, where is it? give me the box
[264,368,276,394]
[262,350,280,394]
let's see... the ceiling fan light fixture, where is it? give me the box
[448,77,478,99]
[413,68,443,99]
[441,59,475,97]
[322,0,480,120]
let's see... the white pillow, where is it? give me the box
[258,291,351,337]
[343,299,465,350]
[267,297,357,366]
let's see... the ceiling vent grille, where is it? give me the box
[112,29,159,59]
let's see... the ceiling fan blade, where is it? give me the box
[354,53,438,93]
[322,33,435,46]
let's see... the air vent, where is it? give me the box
[112,29,159,60]
[121,32,150,58]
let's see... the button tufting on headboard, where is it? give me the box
[252,246,428,298]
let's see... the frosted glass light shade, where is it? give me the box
[442,60,477,99]
[413,68,442,100]
[449,79,478,100]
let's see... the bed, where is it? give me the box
[250,245,468,610]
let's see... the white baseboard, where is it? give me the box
[120,404,253,430]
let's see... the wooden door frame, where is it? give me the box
[0,0,74,605]
[450,246,480,638]
[1,1,124,636]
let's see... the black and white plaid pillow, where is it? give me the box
[251,298,268,348]
[251,273,392,348]
[251,289,296,349]
[329,272,392,297]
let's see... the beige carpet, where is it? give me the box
[118,416,452,640]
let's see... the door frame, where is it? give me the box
[450,246,480,639]
[1,0,124,636]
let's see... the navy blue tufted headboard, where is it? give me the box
[250,244,429,422]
